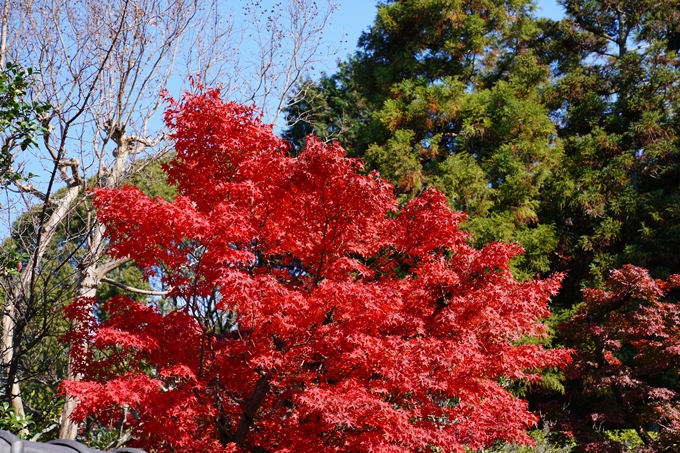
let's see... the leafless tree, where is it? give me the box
[0,0,338,441]
[238,0,341,124]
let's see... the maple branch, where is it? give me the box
[233,374,270,448]
[99,277,171,296]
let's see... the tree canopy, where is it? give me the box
[62,87,570,453]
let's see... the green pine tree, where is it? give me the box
[284,0,562,280]
[534,0,680,297]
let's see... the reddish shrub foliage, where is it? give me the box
[561,265,680,452]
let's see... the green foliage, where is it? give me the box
[283,61,369,153]
[353,0,539,106]
[0,403,33,439]
[78,424,127,450]
[0,240,28,276]
[0,62,50,183]
[601,429,656,452]
[95,264,150,302]
[531,0,680,304]
[19,384,63,441]
[127,157,178,202]
[285,0,680,295]
[477,423,575,453]
[433,151,493,215]
[285,2,564,279]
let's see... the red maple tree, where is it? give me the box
[559,265,680,453]
[62,87,571,453]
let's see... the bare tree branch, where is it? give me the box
[100,277,171,296]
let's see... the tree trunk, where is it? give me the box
[59,253,100,440]
[1,298,25,419]
[59,137,134,439]
[0,0,10,66]
[233,375,270,448]
[2,179,80,433]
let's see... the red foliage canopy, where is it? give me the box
[560,265,680,453]
[62,88,570,453]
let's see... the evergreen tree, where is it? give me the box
[286,0,680,289]
[283,61,367,153]
[285,0,563,280]
[534,0,680,300]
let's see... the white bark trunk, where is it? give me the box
[59,258,100,440]
[1,182,80,432]
[1,302,25,419]
[59,141,131,439]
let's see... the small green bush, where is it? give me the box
[484,422,574,453]
[0,402,33,439]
